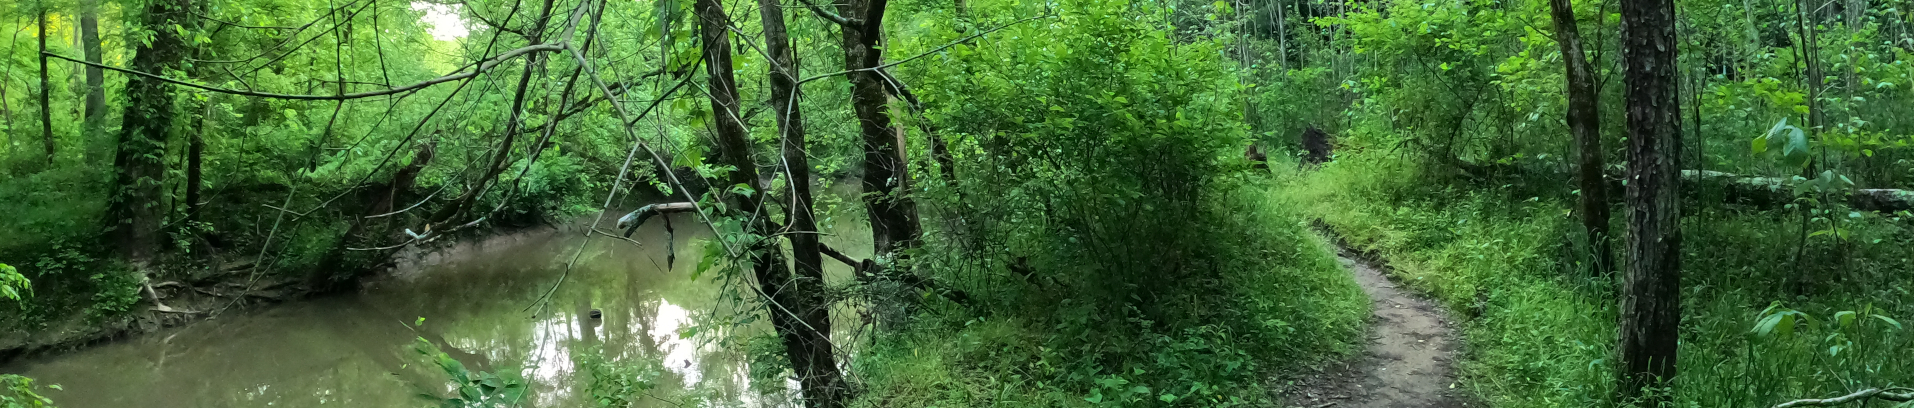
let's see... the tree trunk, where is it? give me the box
[82,0,107,134]
[38,6,54,164]
[107,0,194,264]
[1617,0,1683,400]
[1799,0,1825,138]
[837,0,924,261]
[697,0,847,406]
[1548,0,1612,275]
[186,99,207,225]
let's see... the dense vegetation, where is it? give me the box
[2,0,1363,405]
[4,0,1914,403]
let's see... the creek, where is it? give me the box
[1,210,871,407]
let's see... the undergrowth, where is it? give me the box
[850,182,1368,407]
[1277,150,1914,407]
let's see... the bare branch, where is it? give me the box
[795,0,861,27]
[43,43,563,100]
[798,14,1053,86]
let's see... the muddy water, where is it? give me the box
[1,211,870,408]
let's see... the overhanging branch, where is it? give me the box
[796,14,1054,86]
[796,0,861,27]
[43,43,563,100]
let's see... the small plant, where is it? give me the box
[579,349,665,408]
[0,374,59,408]
[0,264,28,303]
[413,338,527,408]
[83,269,142,322]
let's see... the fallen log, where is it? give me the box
[1597,170,1914,213]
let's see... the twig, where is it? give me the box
[796,14,1053,86]
[1773,388,1914,408]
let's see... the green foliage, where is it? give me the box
[413,337,527,408]
[483,153,598,224]
[578,349,666,408]
[1284,150,1914,407]
[0,375,58,408]
[841,0,1377,404]
[0,264,27,304]
[84,267,143,322]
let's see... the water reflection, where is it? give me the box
[0,210,863,408]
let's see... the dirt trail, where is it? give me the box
[1283,249,1472,408]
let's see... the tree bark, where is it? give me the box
[107,0,195,264]
[82,0,107,133]
[696,0,847,406]
[185,100,206,225]
[1548,0,1612,275]
[1618,0,1683,401]
[758,3,847,407]
[837,0,924,261]
[38,6,54,164]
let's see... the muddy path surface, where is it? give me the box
[1283,247,1474,408]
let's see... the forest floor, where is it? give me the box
[1282,241,1474,408]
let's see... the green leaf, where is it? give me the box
[1835,310,1856,329]
[1751,136,1767,154]
[1782,127,1810,168]
[1873,315,1903,330]
[693,240,723,280]
[1777,313,1797,337]
[1766,118,1789,139]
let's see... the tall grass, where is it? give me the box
[1278,150,1914,407]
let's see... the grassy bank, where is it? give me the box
[849,182,1370,407]
[1276,151,1914,407]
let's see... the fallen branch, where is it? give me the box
[617,202,699,237]
[1773,387,1914,408]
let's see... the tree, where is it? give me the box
[1547,0,1612,275]
[106,0,196,264]
[834,0,924,264]
[81,0,106,132]
[37,1,53,164]
[1617,0,1683,401]
[695,0,848,406]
